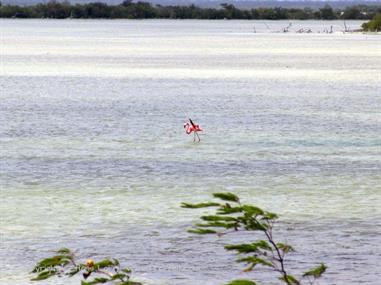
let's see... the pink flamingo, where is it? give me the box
[184,118,202,142]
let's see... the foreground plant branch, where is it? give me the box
[182,192,327,285]
[30,248,142,285]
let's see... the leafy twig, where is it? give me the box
[182,192,327,285]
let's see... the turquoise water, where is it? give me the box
[0,19,380,284]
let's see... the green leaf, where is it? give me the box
[181,202,220,208]
[81,277,110,285]
[201,215,237,222]
[262,212,278,220]
[254,240,273,251]
[121,267,132,273]
[32,256,71,272]
[217,205,243,215]
[303,263,327,278]
[279,275,300,285]
[187,228,217,234]
[94,258,119,269]
[213,192,240,203]
[31,269,57,281]
[225,241,272,254]
[196,222,237,229]
[225,244,259,253]
[56,248,72,255]
[277,243,294,254]
[244,220,267,231]
[226,280,257,285]
[242,205,264,216]
[66,265,82,277]
[111,272,128,280]
[237,256,274,268]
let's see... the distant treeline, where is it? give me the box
[1,0,380,20]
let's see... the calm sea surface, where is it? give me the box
[0,19,380,284]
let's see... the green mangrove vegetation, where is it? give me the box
[30,248,142,285]
[0,1,380,20]
[32,193,327,285]
[362,13,381,31]
[182,192,327,285]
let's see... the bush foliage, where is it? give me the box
[182,192,327,285]
[31,192,327,285]
[0,1,380,20]
[30,248,142,285]
[362,13,381,31]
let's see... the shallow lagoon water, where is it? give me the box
[0,19,381,284]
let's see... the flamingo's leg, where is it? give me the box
[196,132,201,142]
[193,132,196,142]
